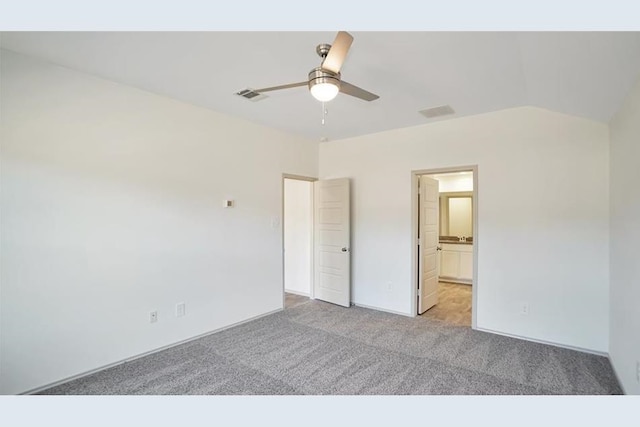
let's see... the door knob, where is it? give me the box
[341,247,349,252]
[437,246,442,251]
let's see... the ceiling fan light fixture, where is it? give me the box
[308,67,341,102]
[310,81,340,102]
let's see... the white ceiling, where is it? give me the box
[2,32,640,141]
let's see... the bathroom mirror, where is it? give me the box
[440,192,472,238]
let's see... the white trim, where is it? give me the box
[281,173,317,182]
[310,182,315,300]
[352,302,413,318]
[22,308,283,395]
[608,356,628,395]
[284,289,310,297]
[475,326,609,357]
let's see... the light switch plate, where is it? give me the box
[176,302,186,318]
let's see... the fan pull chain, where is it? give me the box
[321,102,327,125]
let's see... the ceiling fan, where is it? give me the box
[250,31,379,103]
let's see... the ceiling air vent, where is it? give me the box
[419,105,455,119]
[235,88,267,102]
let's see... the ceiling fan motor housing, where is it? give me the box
[316,43,332,58]
[308,67,341,90]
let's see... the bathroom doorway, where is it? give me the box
[411,166,478,328]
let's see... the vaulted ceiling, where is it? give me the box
[2,32,640,141]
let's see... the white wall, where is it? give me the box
[609,73,640,394]
[284,179,312,296]
[319,106,610,353]
[0,50,318,394]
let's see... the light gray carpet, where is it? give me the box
[39,299,622,395]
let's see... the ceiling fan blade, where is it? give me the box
[321,31,354,74]
[254,81,308,93]
[340,81,379,101]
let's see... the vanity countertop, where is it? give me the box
[439,236,473,245]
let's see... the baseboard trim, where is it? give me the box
[608,354,628,395]
[21,307,284,395]
[352,302,413,318]
[475,326,608,357]
[439,278,472,285]
[284,289,310,297]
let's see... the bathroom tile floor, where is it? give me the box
[284,292,310,309]
[420,282,472,326]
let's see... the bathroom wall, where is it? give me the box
[436,173,473,192]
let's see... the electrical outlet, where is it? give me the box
[150,311,158,323]
[176,302,186,318]
[386,281,393,291]
[521,303,529,316]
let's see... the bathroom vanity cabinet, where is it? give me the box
[438,243,473,284]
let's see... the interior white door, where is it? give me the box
[314,178,351,307]
[419,175,439,314]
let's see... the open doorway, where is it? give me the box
[412,166,478,328]
[282,175,316,309]
[282,175,352,310]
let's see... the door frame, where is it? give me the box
[282,174,317,309]
[411,165,479,329]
